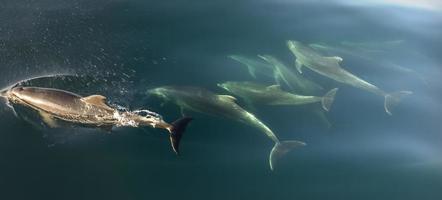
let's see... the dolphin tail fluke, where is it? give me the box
[269,140,306,171]
[321,88,339,112]
[384,91,413,115]
[169,117,193,155]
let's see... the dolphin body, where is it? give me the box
[258,55,324,95]
[218,81,339,112]
[287,40,412,115]
[309,43,426,83]
[229,55,274,79]
[0,86,192,154]
[147,86,306,170]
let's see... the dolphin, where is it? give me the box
[0,85,192,154]
[287,40,413,115]
[217,81,339,112]
[258,55,324,95]
[147,86,306,170]
[251,56,334,128]
[309,43,427,83]
[228,55,274,79]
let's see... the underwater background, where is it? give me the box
[0,0,441,199]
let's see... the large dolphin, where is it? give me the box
[0,85,192,154]
[217,81,339,112]
[258,55,324,94]
[287,40,413,115]
[147,86,306,170]
[229,55,274,79]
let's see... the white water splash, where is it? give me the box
[112,105,163,128]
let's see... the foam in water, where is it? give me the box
[112,104,163,128]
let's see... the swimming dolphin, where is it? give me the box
[147,86,306,170]
[245,56,333,128]
[217,81,338,111]
[0,85,192,154]
[287,40,412,115]
[309,43,426,83]
[258,55,324,94]
[229,55,274,79]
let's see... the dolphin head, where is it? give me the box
[7,86,48,103]
[287,40,303,51]
[0,88,9,97]
[147,87,169,99]
[9,86,28,99]
[217,82,232,92]
[218,81,245,94]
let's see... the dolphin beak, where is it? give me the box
[0,88,8,97]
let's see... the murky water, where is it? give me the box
[1,0,441,199]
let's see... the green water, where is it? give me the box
[0,0,441,199]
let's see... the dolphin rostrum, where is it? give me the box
[218,81,338,112]
[147,86,306,170]
[0,85,192,154]
[287,40,412,115]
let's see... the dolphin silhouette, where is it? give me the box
[1,85,192,154]
[218,81,338,112]
[287,40,412,115]
[147,86,306,170]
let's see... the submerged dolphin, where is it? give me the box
[258,55,324,94]
[309,43,426,83]
[228,55,274,79]
[287,40,412,115]
[218,81,339,111]
[0,85,192,154]
[147,86,306,170]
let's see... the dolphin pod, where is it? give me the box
[147,86,306,170]
[287,40,412,115]
[0,39,414,171]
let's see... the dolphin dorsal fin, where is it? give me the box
[323,56,343,63]
[267,85,281,91]
[81,95,113,110]
[218,95,237,102]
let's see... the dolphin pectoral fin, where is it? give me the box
[384,91,413,115]
[269,140,306,171]
[295,59,303,74]
[38,111,59,128]
[217,95,237,102]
